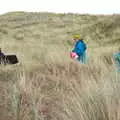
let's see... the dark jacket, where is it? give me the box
[0,52,5,57]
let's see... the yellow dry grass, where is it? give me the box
[0,12,120,120]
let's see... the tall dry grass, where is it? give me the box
[0,12,120,120]
[8,61,120,120]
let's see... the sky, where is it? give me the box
[0,0,120,15]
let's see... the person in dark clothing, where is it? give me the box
[0,48,18,65]
[0,48,5,57]
[0,48,5,64]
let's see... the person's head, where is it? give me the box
[72,34,83,42]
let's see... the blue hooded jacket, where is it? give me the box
[72,40,87,56]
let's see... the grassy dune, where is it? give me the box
[0,12,120,120]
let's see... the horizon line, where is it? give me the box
[0,10,120,16]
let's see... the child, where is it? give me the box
[71,34,87,64]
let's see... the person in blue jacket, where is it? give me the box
[71,34,87,64]
[113,48,120,72]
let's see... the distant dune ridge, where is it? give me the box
[0,12,120,120]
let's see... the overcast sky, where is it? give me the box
[0,0,120,15]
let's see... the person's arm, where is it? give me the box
[72,42,80,54]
